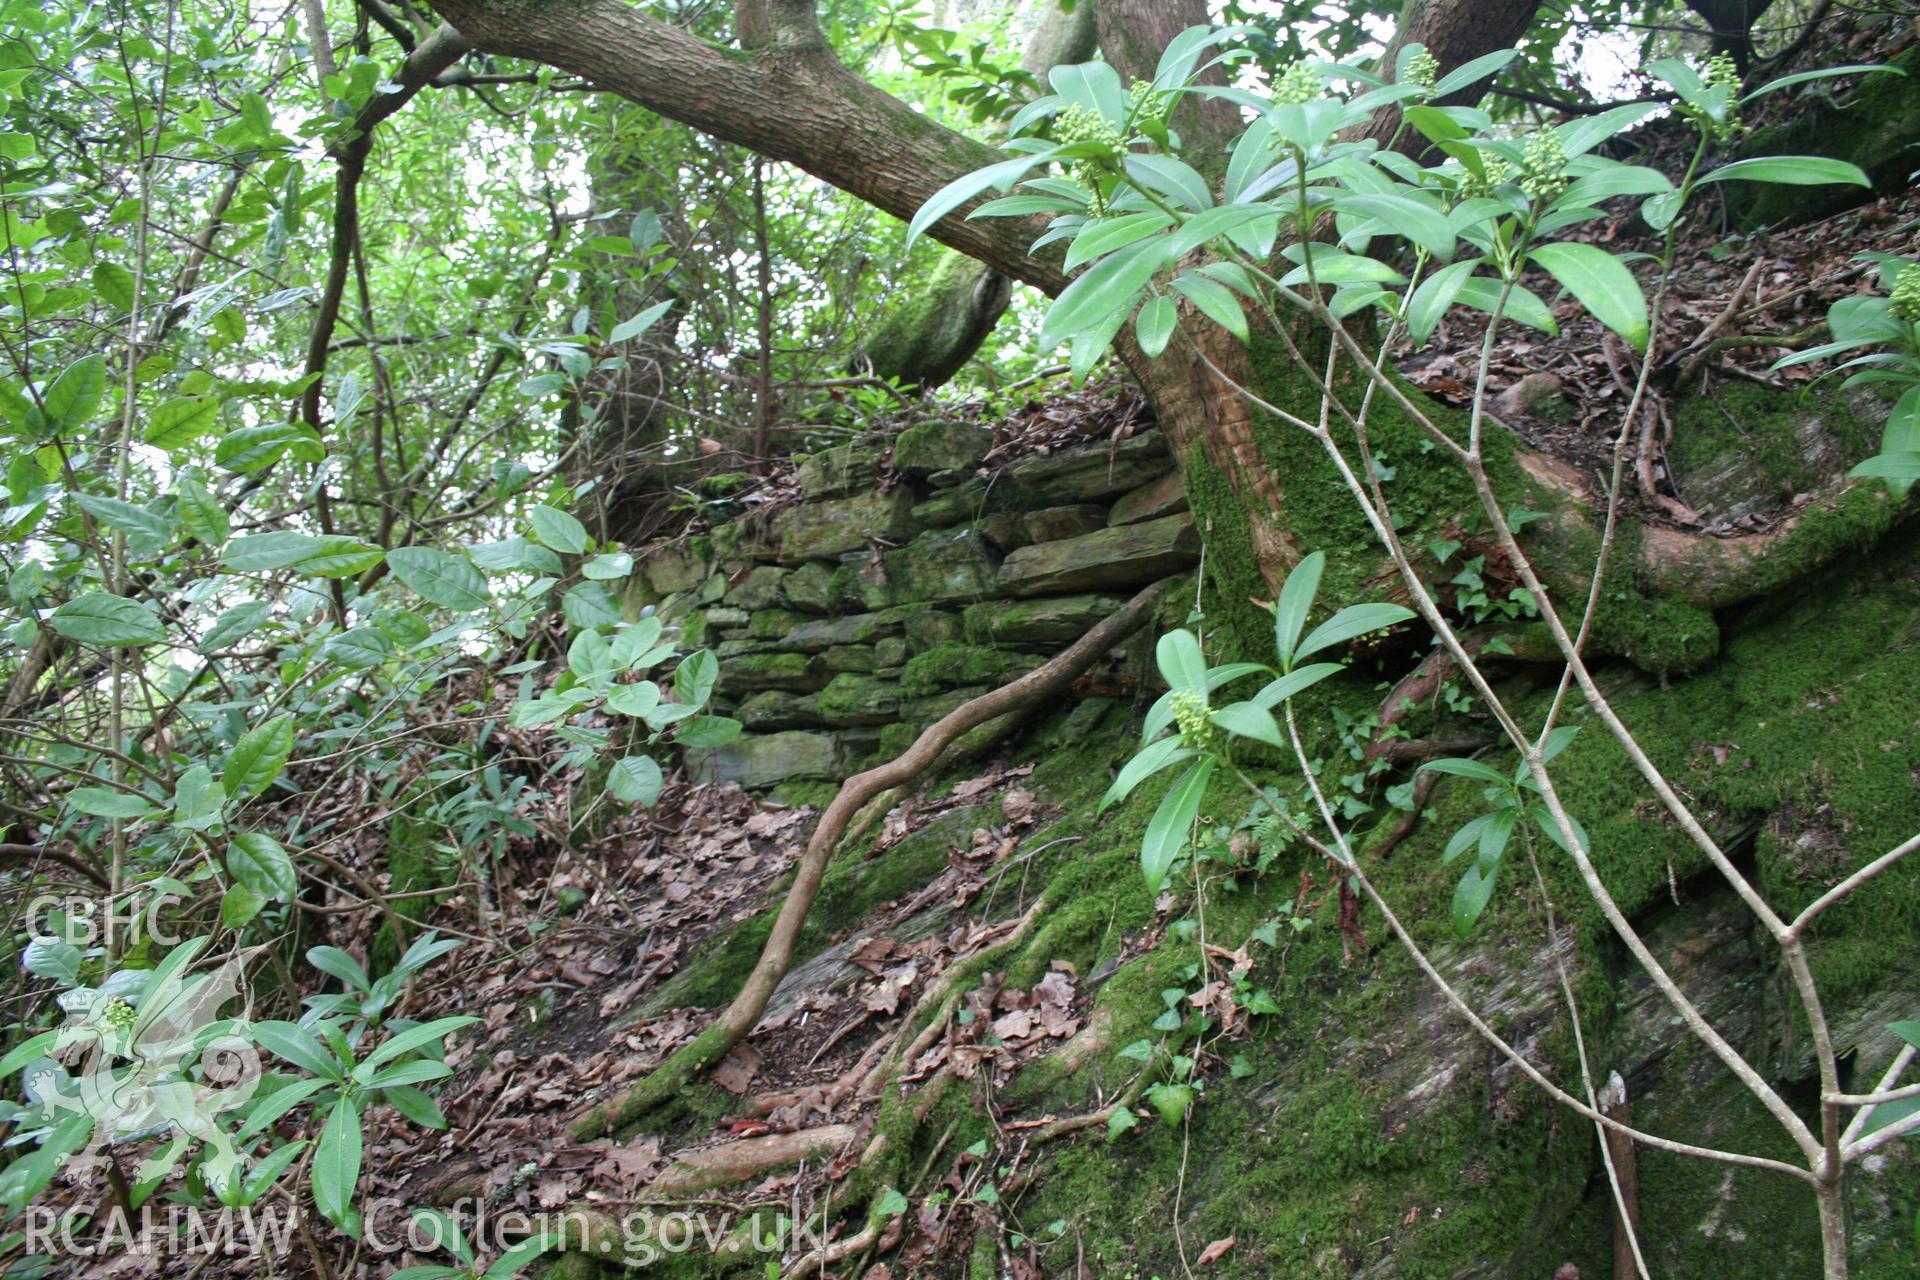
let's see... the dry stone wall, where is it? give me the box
[623,426,1195,789]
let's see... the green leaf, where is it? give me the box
[1122,154,1213,212]
[1038,236,1166,352]
[1272,551,1324,670]
[1454,277,1558,336]
[1140,757,1214,893]
[203,601,270,649]
[1209,700,1285,748]
[386,546,488,610]
[1249,662,1343,710]
[1890,1021,1920,1052]
[68,786,155,818]
[564,582,621,630]
[250,1020,340,1079]
[1697,156,1872,188]
[608,755,664,806]
[1442,813,1497,864]
[1107,1106,1140,1141]
[308,945,371,992]
[224,714,294,797]
[675,649,718,708]
[221,883,266,927]
[1154,628,1207,697]
[73,493,174,549]
[360,1015,478,1074]
[1420,756,1509,784]
[228,832,298,901]
[1296,603,1416,661]
[483,1236,558,1280]
[610,300,672,343]
[1101,736,1199,810]
[1404,258,1480,344]
[170,765,225,832]
[910,151,1059,248]
[1452,861,1499,937]
[527,504,588,554]
[42,355,107,431]
[312,1098,363,1232]
[1740,64,1902,105]
[174,473,229,546]
[1431,47,1519,96]
[1065,211,1173,271]
[676,714,741,748]
[1528,241,1647,351]
[582,552,633,580]
[325,626,395,669]
[383,1085,448,1130]
[1332,192,1454,261]
[1851,452,1920,482]
[1050,60,1127,126]
[1135,295,1176,358]
[1475,806,1519,874]
[92,260,134,310]
[468,537,563,575]
[214,422,324,473]
[49,592,165,647]
[144,397,221,449]
[1169,272,1248,343]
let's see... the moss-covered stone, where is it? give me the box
[795,441,885,500]
[964,592,1128,649]
[639,543,708,595]
[785,609,908,652]
[685,729,840,788]
[998,511,1200,596]
[822,643,877,673]
[893,418,992,474]
[991,432,1171,509]
[723,564,788,611]
[910,486,986,528]
[717,651,828,692]
[883,528,1001,603]
[1109,470,1188,525]
[816,673,905,726]
[899,642,1042,696]
[1022,503,1107,543]
[746,607,804,641]
[780,560,837,613]
[903,608,964,653]
[773,487,919,562]
[734,689,821,730]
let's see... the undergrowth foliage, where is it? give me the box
[927,26,1917,1279]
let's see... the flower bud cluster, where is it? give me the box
[1274,61,1319,107]
[1170,690,1218,752]
[1518,130,1567,201]
[1892,262,1920,323]
[1403,49,1439,92]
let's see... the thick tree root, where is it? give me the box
[575,581,1171,1137]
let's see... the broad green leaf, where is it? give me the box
[170,765,225,832]
[608,755,664,806]
[1442,813,1498,864]
[1272,550,1324,669]
[249,1020,339,1078]
[325,627,394,669]
[73,493,174,549]
[1475,806,1519,874]
[1404,259,1480,344]
[1698,156,1872,188]
[1154,628,1207,697]
[1140,758,1214,893]
[676,714,741,748]
[385,1086,448,1130]
[1209,700,1285,748]
[174,473,229,546]
[224,714,294,797]
[1431,48,1519,97]
[1296,603,1417,661]
[605,681,661,719]
[1851,452,1920,482]
[42,355,107,431]
[386,546,488,610]
[204,601,271,649]
[610,300,672,343]
[1122,154,1213,212]
[67,786,155,818]
[582,552,633,580]
[568,629,615,681]
[1454,277,1558,336]
[1135,295,1177,358]
[49,593,165,647]
[1528,242,1647,351]
[527,505,588,555]
[1332,192,1454,261]
[1039,236,1166,352]
[360,1015,478,1074]
[1249,662,1343,710]
[1420,756,1509,784]
[1169,272,1248,343]
[221,884,266,927]
[1064,211,1173,271]
[1452,861,1499,936]
[909,151,1059,247]
[214,422,324,473]
[308,945,370,992]
[228,832,297,901]
[312,1098,363,1231]
[1101,735,1199,810]
[1050,60,1127,126]
[675,648,718,708]
[144,397,220,449]
[483,1237,557,1280]
[469,537,564,575]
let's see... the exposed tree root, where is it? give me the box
[575,581,1171,1137]
[647,1123,859,1197]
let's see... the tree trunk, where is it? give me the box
[859,0,1098,391]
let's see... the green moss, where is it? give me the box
[370,803,455,973]
[697,471,754,497]
[898,642,1038,696]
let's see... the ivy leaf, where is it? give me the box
[527,505,588,555]
[608,755,664,806]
